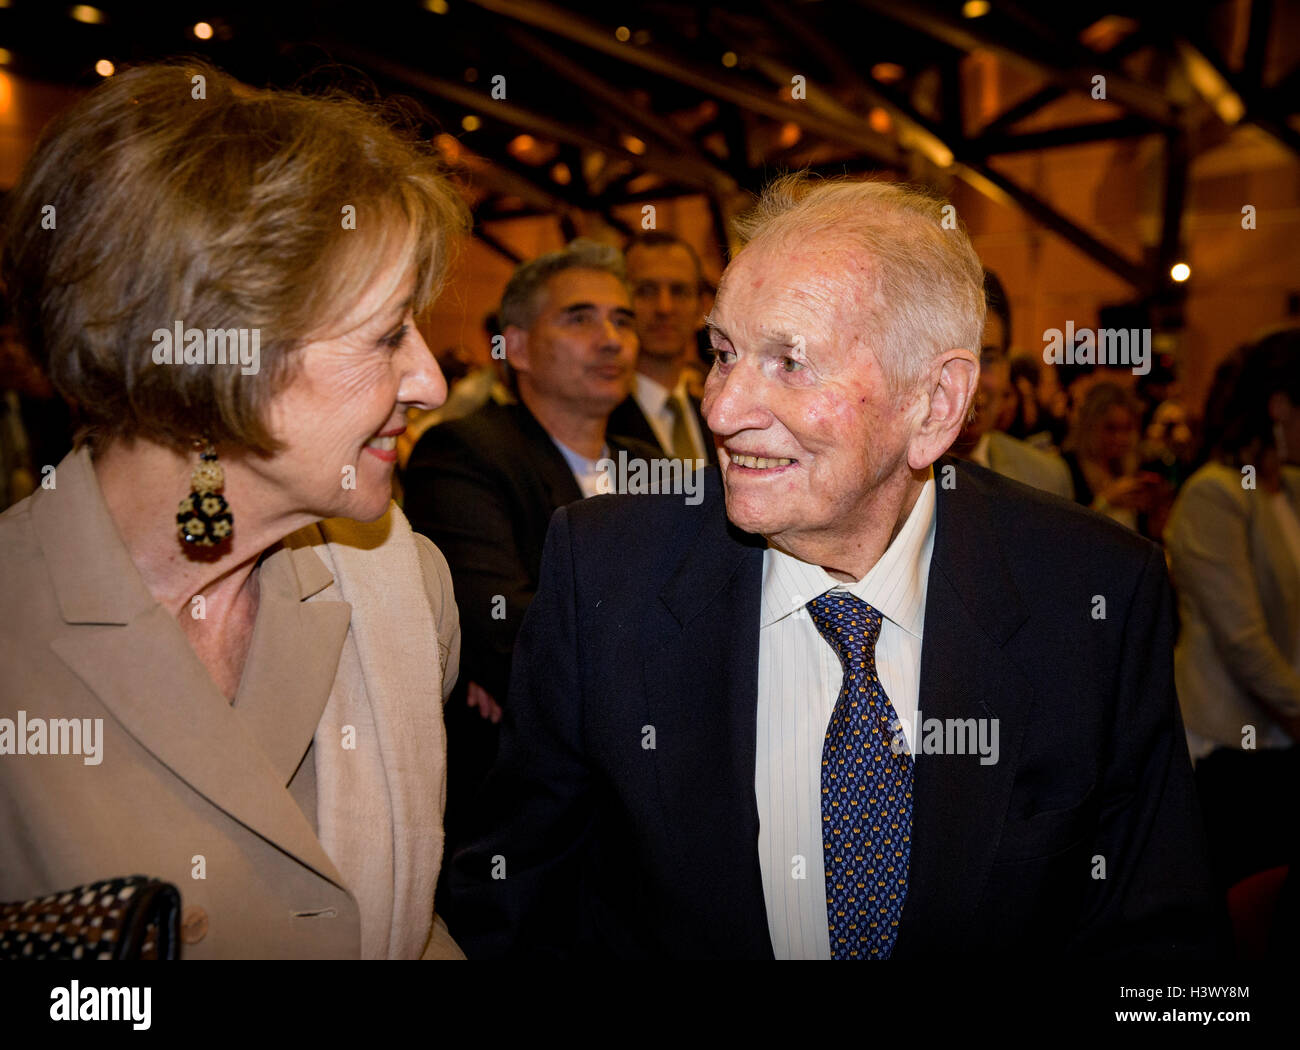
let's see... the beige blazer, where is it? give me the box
[1165,462,1300,752]
[0,448,462,958]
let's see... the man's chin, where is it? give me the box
[722,491,786,538]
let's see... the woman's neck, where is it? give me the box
[92,437,307,617]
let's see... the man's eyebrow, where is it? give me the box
[703,318,807,351]
[559,302,634,318]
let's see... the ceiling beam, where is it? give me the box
[323,42,730,194]
[471,224,525,265]
[971,117,1155,156]
[856,0,1177,127]
[735,10,1148,289]
[502,26,739,195]
[1176,35,1300,158]
[461,0,902,166]
[960,160,1147,288]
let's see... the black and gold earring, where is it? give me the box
[176,441,234,547]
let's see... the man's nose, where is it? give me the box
[655,286,674,314]
[705,359,768,435]
[596,316,627,353]
[399,326,448,411]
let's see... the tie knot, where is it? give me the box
[806,591,883,665]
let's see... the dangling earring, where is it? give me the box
[176,440,233,547]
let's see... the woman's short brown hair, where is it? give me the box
[1,60,468,452]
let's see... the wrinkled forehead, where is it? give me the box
[715,236,875,340]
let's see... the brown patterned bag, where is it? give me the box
[0,875,181,960]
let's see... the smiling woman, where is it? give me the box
[0,61,471,959]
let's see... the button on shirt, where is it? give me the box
[755,472,936,959]
[633,372,706,462]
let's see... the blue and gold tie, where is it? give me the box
[807,591,913,960]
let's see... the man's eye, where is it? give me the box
[782,356,804,373]
[708,347,735,365]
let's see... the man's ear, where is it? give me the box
[908,348,980,471]
[504,326,529,374]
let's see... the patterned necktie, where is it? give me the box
[806,591,913,960]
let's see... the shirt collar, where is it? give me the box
[550,434,609,476]
[634,371,672,414]
[759,471,936,637]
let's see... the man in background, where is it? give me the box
[609,232,717,466]
[403,239,657,865]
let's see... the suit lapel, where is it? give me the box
[50,607,352,890]
[34,448,353,892]
[894,457,1034,957]
[608,395,663,454]
[642,469,773,957]
[229,543,351,786]
[508,402,583,508]
[639,459,1037,957]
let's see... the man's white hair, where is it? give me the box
[733,173,986,400]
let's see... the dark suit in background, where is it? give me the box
[608,392,718,466]
[402,399,659,875]
[443,458,1225,959]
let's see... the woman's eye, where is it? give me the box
[381,323,409,350]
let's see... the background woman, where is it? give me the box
[1165,328,1300,893]
[1062,380,1163,534]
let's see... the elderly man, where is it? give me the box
[443,177,1222,960]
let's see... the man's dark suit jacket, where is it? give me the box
[401,399,659,705]
[443,457,1224,959]
[608,389,719,466]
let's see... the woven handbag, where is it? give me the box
[0,875,181,960]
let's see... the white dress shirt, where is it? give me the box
[633,372,706,461]
[755,472,937,959]
[550,437,614,499]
